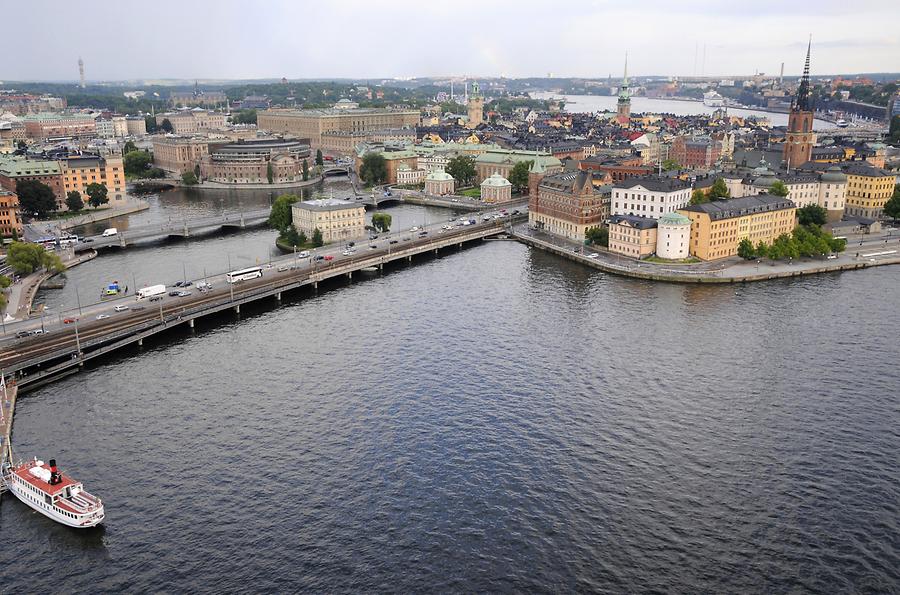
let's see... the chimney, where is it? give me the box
[49,459,62,485]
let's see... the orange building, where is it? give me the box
[0,189,23,238]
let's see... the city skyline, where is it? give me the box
[3,0,900,82]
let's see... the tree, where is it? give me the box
[445,155,476,186]
[144,115,158,133]
[315,149,324,166]
[359,152,388,186]
[585,226,608,246]
[755,241,768,259]
[194,164,201,179]
[737,238,755,259]
[662,159,680,171]
[145,167,166,179]
[302,159,309,181]
[231,109,257,125]
[311,227,324,247]
[883,185,900,221]
[797,204,827,227]
[372,212,392,233]
[267,162,274,184]
[160,118,173,133]
[123,140,137,154]
[509,160,533,192]
[181,171,198,185]
[65,190,84,212]
[15,179,57,218]
[282,226,301,247]
[268,193,298,233]
[769,180,790,197]
[297,230,308,246]
[6,242,64,275]
[85,183,109,208]
[888,115,900,143]
[708,178,730,200]
[124,150,152,176]
[690,188,708,205]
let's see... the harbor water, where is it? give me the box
[3,228,899,592]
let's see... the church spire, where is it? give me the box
[618,52,630,102]
[794,36,812,112]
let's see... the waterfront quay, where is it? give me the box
[0,378,17,478]
[514,225,900,283]
[1,217,518,390]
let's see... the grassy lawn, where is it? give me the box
[644,255,702,264]
[459,188,481,198]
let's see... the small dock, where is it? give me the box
[1,377,18,491]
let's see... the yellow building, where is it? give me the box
[0,189,23,238]
[841,163,894,219]
[61,155,127,207]
[679,194,796,261]
[291,198,366,243]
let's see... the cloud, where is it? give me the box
[2,0,898,80]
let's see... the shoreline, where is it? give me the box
[514,232,900,284]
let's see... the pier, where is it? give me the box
[0,378,17,483]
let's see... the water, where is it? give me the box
[3,240,899,592]
[532,92,837,130]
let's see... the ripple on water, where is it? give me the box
[3,242,900,593]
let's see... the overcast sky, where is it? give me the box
[4,0,899,82]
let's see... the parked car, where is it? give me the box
[369,244,378,250]
[182,281,193,287]
[324,255,334,261]
[176,291,191,297]
[149,296,163,302]
[31,329,44,335]
[168,291,180,297]
[297,251,310,259]
[389,239,398,245]
[15,330,30,338]
[173,281,184,287]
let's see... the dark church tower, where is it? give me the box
[783,40,815,168]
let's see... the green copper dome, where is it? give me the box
[659,212,691,226]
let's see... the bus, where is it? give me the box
[226,266,263,283]
[58,235,80,246]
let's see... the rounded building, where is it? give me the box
[480,173,511,203]
[656,212,691,259]
[424,170,455,196]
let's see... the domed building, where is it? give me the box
[480,173,511,203]
[655,212,691,260]
[424,169,455,196]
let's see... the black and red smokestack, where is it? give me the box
[49,459,62,485]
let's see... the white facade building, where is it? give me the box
[612,177,692,220]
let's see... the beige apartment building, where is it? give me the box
[61,155,127,206]
[258,107,420,150]
[125,115,147,136]
[156,111,227,135]
[22,112,96,140]
[291,198,366,243]
[152,137,210,173]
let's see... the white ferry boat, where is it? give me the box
[2,457,105,528]
[703,91,725,107]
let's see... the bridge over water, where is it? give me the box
[5,218,521,390]
[76,209,272,250]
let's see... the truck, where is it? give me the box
[102,228,118,237]
[136,285,166,300]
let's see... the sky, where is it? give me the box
[3,0,899,82]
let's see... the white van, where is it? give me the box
[101,228,118,237]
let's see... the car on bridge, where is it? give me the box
[114,305,130,312]
[96,314,110,320]
[63,317,78,324]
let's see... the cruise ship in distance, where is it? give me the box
[703,90,726,107]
